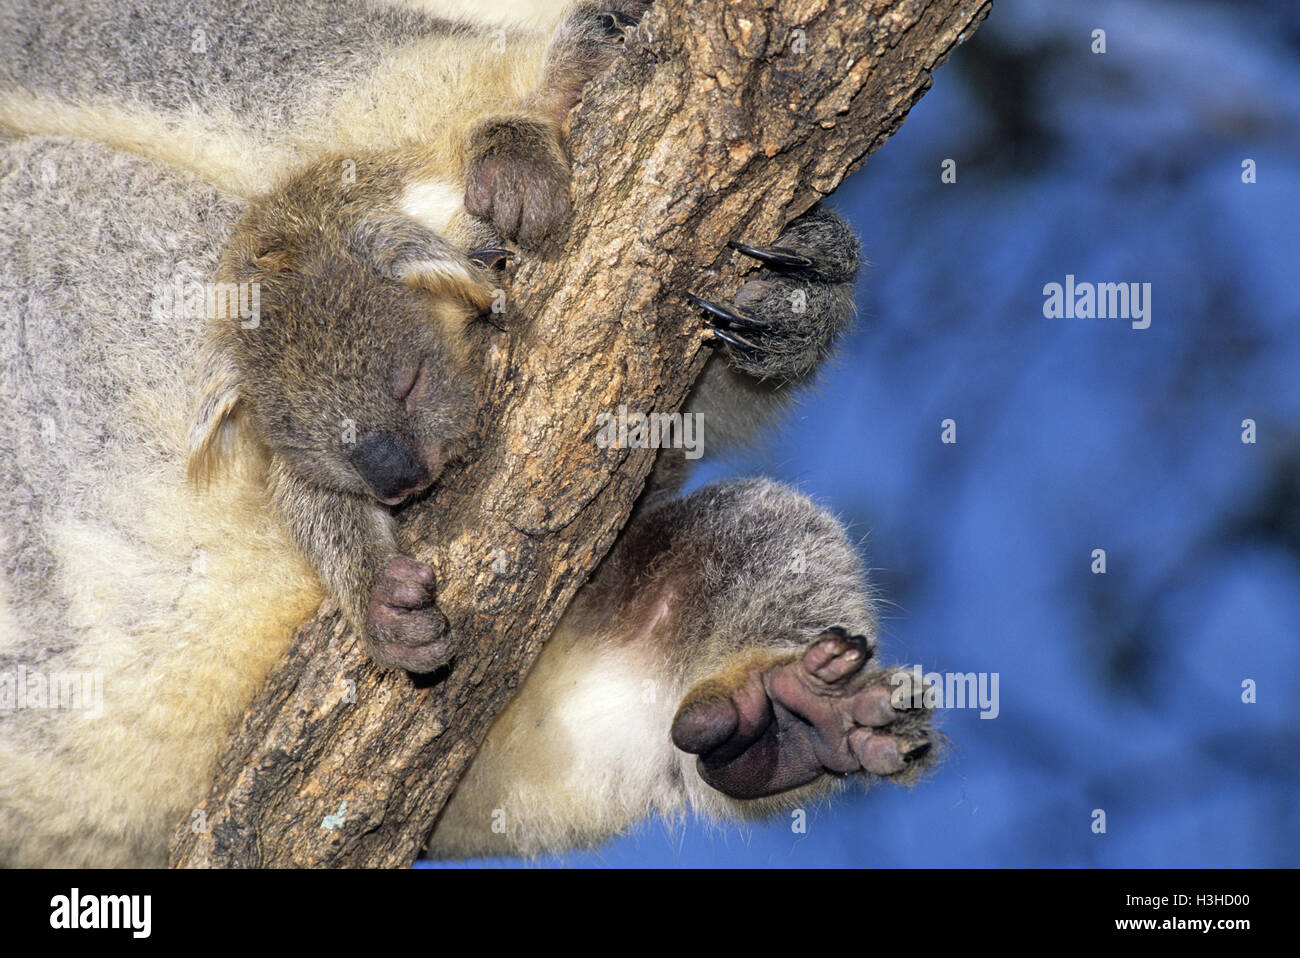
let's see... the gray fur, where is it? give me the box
[0,136,241,651]
[0,136,250,866]
[577,477,877,673]
[0,0,466,145]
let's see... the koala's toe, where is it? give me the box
[802,627,872,685]
[670,697,739,756]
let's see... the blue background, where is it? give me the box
[432,0,1299,867]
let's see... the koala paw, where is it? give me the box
[533,1,650,124]
[671,628,936,799]
[688,204,862,382]
[568,1,652,50]
[594,4,650,41]
[363,555,451,673]
[465,119,571,248]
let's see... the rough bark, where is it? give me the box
[170,0,990,868]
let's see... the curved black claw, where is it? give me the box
[685,292,768,331]
[728,240,814,270]
[903,741,933,763]
[708,326,760,352]
[468,247,512,269]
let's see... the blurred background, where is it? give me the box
[435,0,1300,867]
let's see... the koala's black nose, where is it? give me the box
[350,431,431,503]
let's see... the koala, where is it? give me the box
[0,0,939,866]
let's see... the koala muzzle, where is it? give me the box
[351,430,432,505]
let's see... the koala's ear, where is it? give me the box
[399,258,495,314]
[186,350,245,483]
[352,216,494,314]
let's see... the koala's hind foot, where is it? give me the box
[690,204,861,382]
[671,629,935,800]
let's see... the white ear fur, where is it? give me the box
[351,215,495,314]
[399,257,496,314]
[186,349,244,482]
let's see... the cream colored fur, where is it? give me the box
[400,178,472,236]
[381,0,575,31]
[428,612,842,859]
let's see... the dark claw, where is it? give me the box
[728,241,814,270]
[839,631,874,662]
[903,741,933,763]
[685,292,768,331]
[468,247,512,269]
[708,326,760,352]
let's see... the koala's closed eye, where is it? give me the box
[391,355,428,404]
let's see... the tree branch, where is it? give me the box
[169,0,990,868]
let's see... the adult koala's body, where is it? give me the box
[0,1,937,866]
